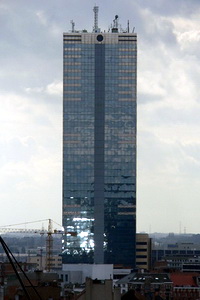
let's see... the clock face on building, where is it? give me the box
[97,34,103,42]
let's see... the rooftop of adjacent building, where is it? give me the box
[116,270,200,289]
[66,6,136,35]
[116,272,172,285]
[170,272,200,287]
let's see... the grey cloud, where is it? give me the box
[141,105,200,127]
[137,0,200,17]
[0,3,62,95]
[138,131,172,170]
[178,147,200,179]
[138,93,162,104]
[139,14,177,47]
[138,129,200,184]
[181,143,200,163]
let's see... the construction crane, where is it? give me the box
[0,219,76,272]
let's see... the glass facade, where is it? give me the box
[62,32,137,267]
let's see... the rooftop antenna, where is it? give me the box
[93,5,99,32]
[113,15,119,29]
[112,15,119,33]
[179,221,182,234]
[127,20,129,33]
[71,20,75,32]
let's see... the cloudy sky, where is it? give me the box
[0,0,200,233]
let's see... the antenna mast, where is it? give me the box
[111,15,119,33]
[71,20,75,33]
[93,6,99,32]
[114,15,119,29]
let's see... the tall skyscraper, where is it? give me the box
[62,9,137,268]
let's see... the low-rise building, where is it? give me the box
[27,254,62,271]
[170,272,200,299]
[75,278,121,300]
[116,272,172,299]
[136,234,152,271]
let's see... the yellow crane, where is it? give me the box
[0,218,75,272]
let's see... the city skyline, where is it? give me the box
[0,0,200,234]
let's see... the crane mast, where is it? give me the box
[0,219,60,272]
[46,219,54,272]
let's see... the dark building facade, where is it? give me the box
[62,16,137,267]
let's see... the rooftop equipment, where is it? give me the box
[71,20,75,32]
[93,6,100,33]
[112,15,119,33]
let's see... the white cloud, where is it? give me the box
[0,90,61,226]
[24,80,62,97]
[36,10,48,26]
[138,71,166,97]
[25,87,44,94]
[46,80,62,96]
[136,2,200,233]
[177,30,200,43]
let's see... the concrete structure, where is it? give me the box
[62,7,137,268]
[136,233,152,271]
[77,278,121,300]
[60,264,113,284]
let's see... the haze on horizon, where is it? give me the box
[0,0,200,234]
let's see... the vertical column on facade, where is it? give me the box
[94,43,105,264]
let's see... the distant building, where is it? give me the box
[136,233,152,271]
[152,242,200,270]
[27,254,62,271]
[182,259,200,272]
[62,7,137,267]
